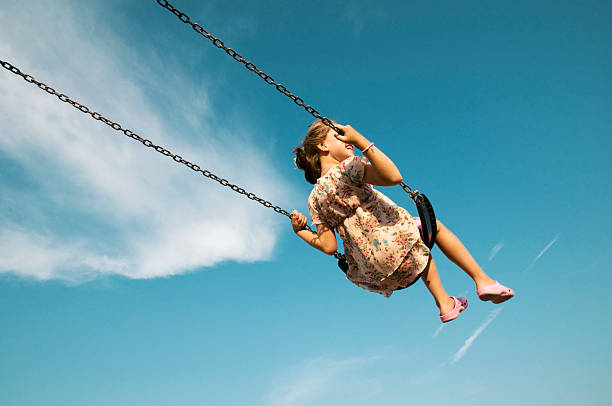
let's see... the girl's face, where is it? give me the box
[320,129,354,161]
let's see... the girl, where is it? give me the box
[291,121,514,323]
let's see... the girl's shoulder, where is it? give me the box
[338,155,368,185]
[339,155,367,169]
[312,156,368,196]
[322,156,367,180]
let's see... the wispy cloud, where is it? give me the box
[524,233,560,272]
[488,242,504,262]
[267,355,383,406]
[0,1,292,282]
[341,2,390,35]
[433,324,444,338]
[0,224,127,283]
[452,308,502,363]
[406,361,447,386]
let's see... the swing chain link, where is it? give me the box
[155,0,340,135]
[0,59,302,224]
[400,182,421,201]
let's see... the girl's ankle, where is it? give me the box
[474,277,495,288]
[439,296,455,315]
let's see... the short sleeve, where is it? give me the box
[339,156,367,185]
[308,194,322,225]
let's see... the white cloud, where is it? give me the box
[0,0,292,282]
[488,242,504,261]
[0,224,127,283]
[433,324,444,338]
[452,308,502,363]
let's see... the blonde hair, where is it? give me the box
[293,120,331,184]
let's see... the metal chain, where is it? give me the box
[155,0,341,134]
[0,59,324,233]
[155,0,419,201]
[400,183,420,199]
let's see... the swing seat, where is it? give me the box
[414,193,437,250]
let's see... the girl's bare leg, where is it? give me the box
[434,220,495,290]
[420,256,456,315]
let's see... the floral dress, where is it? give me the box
[308,156,431,297]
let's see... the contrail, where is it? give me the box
[534,234,560,261]
[452,308,502,363]
[524,233,560,272]
[488,242,504,262]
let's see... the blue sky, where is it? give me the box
[1,0,611,404]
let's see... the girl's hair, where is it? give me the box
[293,120,331,184]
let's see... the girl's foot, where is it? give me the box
[440,296,468,323]
[439,296,456,315]
[477,281,514,304]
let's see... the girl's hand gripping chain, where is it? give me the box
[333,124,368,148]
[290,210,308,233]
[333,123,403,186]
[291,210,337,255]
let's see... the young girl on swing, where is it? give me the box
[291,122,514,323]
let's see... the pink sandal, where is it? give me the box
[440,296,468,323]
[477,281,514,304]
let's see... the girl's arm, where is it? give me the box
[291,210,337,255]
[335,124,403,186]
